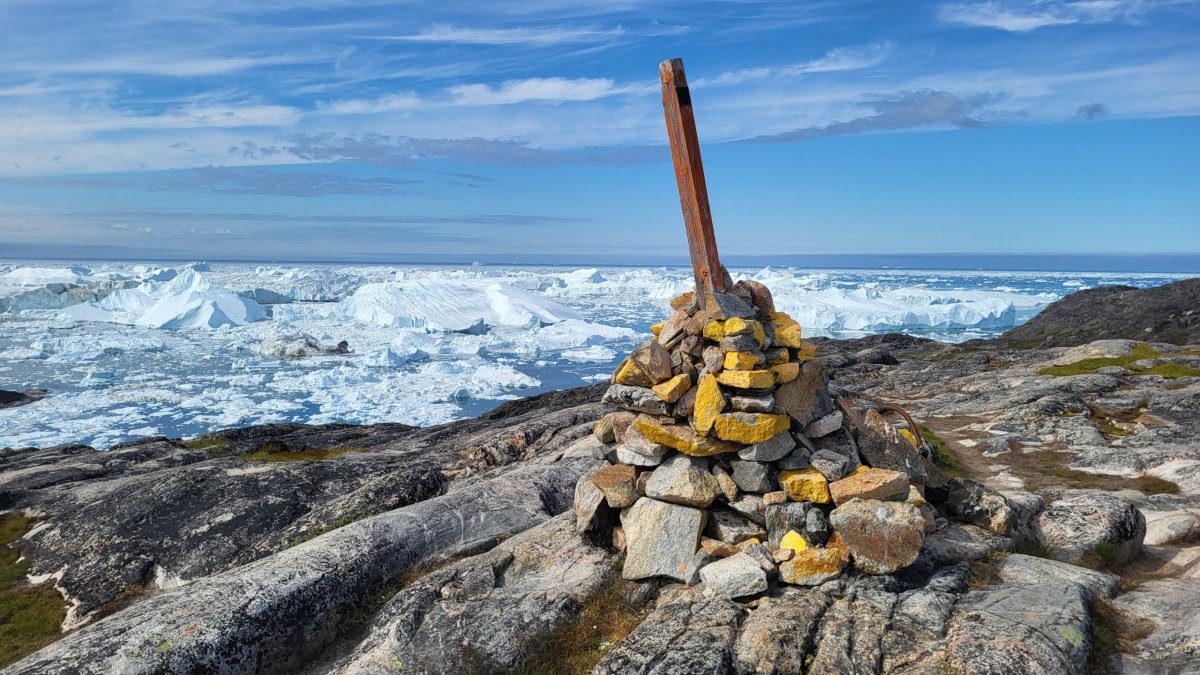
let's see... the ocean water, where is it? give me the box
[0,260,1191,449]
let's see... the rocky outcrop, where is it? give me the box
[0,389,45,410]
[996,277,1200,347]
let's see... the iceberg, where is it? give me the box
[1,265,96,286]
[62,269,267,329]
[341,280,584,332]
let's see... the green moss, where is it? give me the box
[917,424,960,477]
[240,443,368,463]
[181,437,229,454]
[1039,342,1161,377]
[1132,362,1200,378]
[0,513,69,668]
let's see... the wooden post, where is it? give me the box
[660,57,725,297]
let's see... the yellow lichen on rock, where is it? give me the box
[634,414,741,456]
[703,321,725,341]
[778,467,832,504]
[652,373,692,403]
[771,312,804,348]
[613,358,650,386]
[716,369,775,389]
[714,412,790,444]
[693,373,725,435]
[650,321,665,336]
[780,529,808,554]
[723,351,764,371]
[779,548,846,585]
[793,340,817,361]
[770,362,799,384]
[898,428,921,449]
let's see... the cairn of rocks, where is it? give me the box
[575,279,956,597]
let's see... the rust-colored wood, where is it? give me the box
[660,57,725,296]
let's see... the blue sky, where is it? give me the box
[0,0,1197,263]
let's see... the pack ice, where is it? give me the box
[61,269,266,329]
[341,280,584,332]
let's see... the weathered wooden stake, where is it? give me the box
[660,57,725,298]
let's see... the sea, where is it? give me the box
[0,258,1194,450]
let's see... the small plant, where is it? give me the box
[241,443,367,463]
[916,424,960,476]
[1040,342,1200,379]
[1014,538,1053,559]
[181,437,230,455]
[0,513,69,668]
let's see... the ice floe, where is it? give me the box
[341,279,584,331]
[61,269,267,329]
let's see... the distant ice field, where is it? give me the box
[0,261,1191,449]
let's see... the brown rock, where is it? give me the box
[670,291,698,314]
[700,537,739,557]
[593,464,639,508]
[655,310,691,348]
[774,361,834,427]
[829,499,925,574]
[735,279,776,315]
[631,339,674,384]
[778,548,846,586]
[828,468,910,505]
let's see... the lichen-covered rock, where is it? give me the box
[945,477,1016,536]
[765,502,811,549]
[699,552,768,599]
[779,548,846,586]
[634,415,741,457]
[651,372,692,403]
[715,412,790,444]
[621,497,706,581]
[778,467,832,504]
[716,369,776,390]
[645,455,720,508]
[923,522,1014,563]
[830,499,925,574]
[693,373,726,436]
[828,467,909,505]
[593,463,639,508]
[1035,490,1146,565]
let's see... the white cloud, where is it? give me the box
[317,93,423,115]
[936,0,1189,32]
[448,77,648,105]
[378,23,625,46]
[695,42,894,87]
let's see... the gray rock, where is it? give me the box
[645,454,720,508]
[776,447,812,470]
[737,431,795,462]
[621,497,705,581]
[592,597,745,674]
[730,394,774,414]
[616,447,666,467]
[711,465,739,501]
[923,522,1015,563]
[323,513,613,673]
[775,361,834,427]
[765,502,811,549]
[804,410,844,438]
[602,384,670,415]
[806,507,831,546]
[994,553,1119,601]
[1035,490,1146,565]
[704,291,757,321]
[945,478,1016,535]
[739,541,777,575]
[720,334,762,352]
[623,425,671,461]
[1111,578,1200,673]
[830,500,926,574]
[592,463,639,508]
[730,460,778,493]
[701,346,724,374]
[727,494,766,526]
[810,449,853,481]
[706,509,766,544]
[3,461,592,674]
[734,590,832,674]
[699,552,768,599]
[682,549,718,586]
[945,582,1093,675]
[854,409,945,488]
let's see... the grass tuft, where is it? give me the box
[0,513,69,668]
[1003,451,1179,496]
[1040,342,1200,379]
[1089,599,1156,674]
[181,437,229,455]
[917,424,960,476]
[289,512,364,547]
[241,443,368,463]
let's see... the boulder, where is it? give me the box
[804,411,844,438]
[830,499,926,574]
[620,497,706,581]
[592,464,639,508]
[993,553,1119,601]
[1035,490,1146,565]
[645,455,720,508]
[809,449,853,482]
[714,412,790,444]
[945,478,1016,536]
[700,552,768,599]
[854,409,945,489]
[774,361,834,427]
[632,339,674,384]
[778,467,832,504]
[634,415,741,457]
[923,523,1013,563]
[592,597,744,674]
[574,465,614,533]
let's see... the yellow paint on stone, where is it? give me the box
[723,351,764,371]
[693,373,725,435]
[714,413,791,444]
[650,321,664,336]
[778,467,832,504]
[634,414,741,456]
[716,369,775,389]
[703,321,725,341]
[780,530,808,554]
[770,362,800,383]
[651,373,692,403]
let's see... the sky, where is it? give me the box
[0,0,1197,264]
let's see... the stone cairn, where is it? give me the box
[574,279,952,597]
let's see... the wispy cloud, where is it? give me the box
[449,76,650,105]
[936,0,1190,32]
[695,42,895,87]
[149,166,423,196]
[742,90,1008,143]
[375,23,625,46]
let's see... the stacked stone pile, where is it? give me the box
[574,279,967,597]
